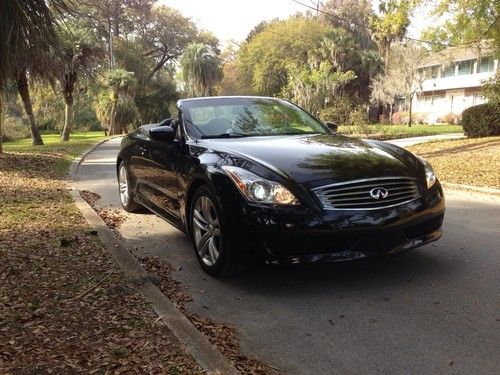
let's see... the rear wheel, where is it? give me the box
[189,185,237,277]
[118,161,142,212]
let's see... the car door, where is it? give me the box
[141,122,182,220]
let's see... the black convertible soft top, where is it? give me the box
[138,118,174,135]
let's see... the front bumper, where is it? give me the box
[225,183,445,263]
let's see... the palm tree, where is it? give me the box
[104,69,136,135]
[0,0,70,148]
[180,43,222,97]
[56,26,103,141]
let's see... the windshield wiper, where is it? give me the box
[201,132,249,139]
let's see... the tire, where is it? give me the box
[118,161,143,213]
[189,185,238,277]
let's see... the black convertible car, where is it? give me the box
[117,96,444,276]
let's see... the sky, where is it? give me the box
[159,0,315,43]
[159,0,435,46]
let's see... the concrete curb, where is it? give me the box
[442,182,500,197]
[68,139,240,375]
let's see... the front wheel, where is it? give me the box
[118,161,142,212]
[189,186,238,277]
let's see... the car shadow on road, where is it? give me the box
[219,249,451,296]
[133,224,453,297]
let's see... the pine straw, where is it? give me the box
[407,136,500,189]
[0,151,202,374]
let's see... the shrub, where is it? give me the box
[462,103,500,137]
[2,115,31,141]
[392,111,403,124]
[438,113,460,125]
[346,106,370,134]
[320,97,354,125]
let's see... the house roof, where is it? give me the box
[418,42,495,68]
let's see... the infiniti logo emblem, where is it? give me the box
[370,187,389,200]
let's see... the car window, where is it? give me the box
[183,98,327,138]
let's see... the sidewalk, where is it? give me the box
[386,133,465,147]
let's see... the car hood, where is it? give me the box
[200,134,420,185]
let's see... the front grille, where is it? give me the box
[313,177,420,210]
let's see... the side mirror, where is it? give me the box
[149,126,176,142]
[325,122,339,133]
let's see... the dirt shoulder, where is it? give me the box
[407,136,500,189]
[0,145,202,373]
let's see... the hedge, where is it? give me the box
[462,103,500,138]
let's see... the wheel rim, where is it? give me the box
[192,196,221,267]
[119,164,130,206]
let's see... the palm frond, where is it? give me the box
[0,0,72,89]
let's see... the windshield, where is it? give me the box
[181,97,327,138]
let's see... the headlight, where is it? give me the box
[221,166,299,205]
[418,157,436,188]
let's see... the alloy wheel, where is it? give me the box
[119,164,129,206]
[192,196,221,266]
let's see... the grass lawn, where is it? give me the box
[2,132,109,177]
[3,131,107,153]
[408,136,500,189]
[340,124,463,140]
[0,133,202,373]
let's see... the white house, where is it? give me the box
[412,45,498,123]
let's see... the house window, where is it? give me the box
[458,59,475,75]
[477,57,494,73]
[430,65,440,78]
[473,93,484,105]
[418,65,440,79]
[442,64,455,77]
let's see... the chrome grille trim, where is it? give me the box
[313,177,420,210]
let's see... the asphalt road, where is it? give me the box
[76,137,500,375]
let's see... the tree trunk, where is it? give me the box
[61,96,74,141]
[16,70,43,145]
[408,95,413,127]
[389,103,393,125]
[0,94,3,154]
[109,100,117,135]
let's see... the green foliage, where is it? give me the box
[105,69,136,98]
[0,0,70,90]
[320,97,355,125]
[31,85,65,131]
[482,71,500,110]
[113,38,177,123]
[237,17,335,96]
[321,0,375,49]
[283,62,355,115]
[237,16,381,104]
[370,0,416,63]
[134,76,177,123]
[95,92,139,132]
[462,103,500,137]
[180,43,222,97]
[421,0,500,53]
[1,115,30,141]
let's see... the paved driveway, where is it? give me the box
[76,137,499,375]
